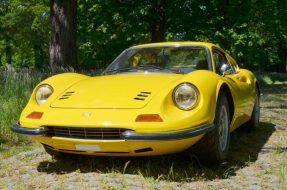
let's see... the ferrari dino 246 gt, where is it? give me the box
[12,42,260,162]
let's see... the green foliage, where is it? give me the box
[0,0,286,71]
[166,0,287,71]
[77,0,151,70]
[0,0,49,68]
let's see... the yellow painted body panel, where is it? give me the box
[20,71,219,132]
[17,42,258,156]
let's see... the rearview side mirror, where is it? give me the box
[220,63,232,76]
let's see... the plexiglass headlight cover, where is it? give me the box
[173,83,199,110]
[35,84,53,105]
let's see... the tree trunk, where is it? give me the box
[151,0,166,42]
[49,0,77,72]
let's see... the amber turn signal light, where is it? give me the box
[26,112,43,119]
[135,114,163,122]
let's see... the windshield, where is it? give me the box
[103,46,210,75]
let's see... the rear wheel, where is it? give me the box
[247,87,260,130]
[193,93,230,164]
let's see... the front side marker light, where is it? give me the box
[26,112,43,119]
[135,114,163,122]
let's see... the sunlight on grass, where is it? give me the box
[279,160,287,190]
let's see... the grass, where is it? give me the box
[0,68,286,189]
[0,67,43,148]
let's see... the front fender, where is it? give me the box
[20,73,89,122]
[144,70,225,130]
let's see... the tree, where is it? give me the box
[0,0,12,65]
[49,0,77,71]
[77,0,151,69]
[151,0,166,42]
[0,0,49,68]
[1,0,286,72]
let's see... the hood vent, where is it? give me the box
[59,91,75,100]
[134,91,151,101]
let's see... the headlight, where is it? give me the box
[35,84,53,105]
[173,83,199,110]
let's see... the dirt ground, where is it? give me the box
[0,82,286,190]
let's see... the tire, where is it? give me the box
[193,93,230,164]
[246,87,260,131]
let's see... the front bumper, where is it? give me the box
[11,122,214,141]
[11,122,214,156]
[11,123,47,135]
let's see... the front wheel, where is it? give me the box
[193,93,230,164]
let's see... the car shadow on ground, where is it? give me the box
[37,122,275,182]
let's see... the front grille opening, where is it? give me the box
[45,126,133,140]
[135,148,153,153]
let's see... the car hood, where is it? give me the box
[50,73,181,109]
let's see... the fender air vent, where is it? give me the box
[134,91,151,101]
[59,91,75,100]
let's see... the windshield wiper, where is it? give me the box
[103,67,135,75]
[135,65,163,70]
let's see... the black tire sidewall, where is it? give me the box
[252,88,260,128]
[192,92,231,164]
[213,93,231,161]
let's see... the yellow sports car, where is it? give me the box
[12,42,260,163]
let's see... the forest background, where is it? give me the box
[0,0,286,73]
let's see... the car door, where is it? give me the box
[212,47,251,129]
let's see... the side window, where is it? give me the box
[226,54,239,73]
[213,49,234,75]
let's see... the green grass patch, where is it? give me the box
[279,159,287,190]
[0,68,43,147]
[0,143,41,160]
